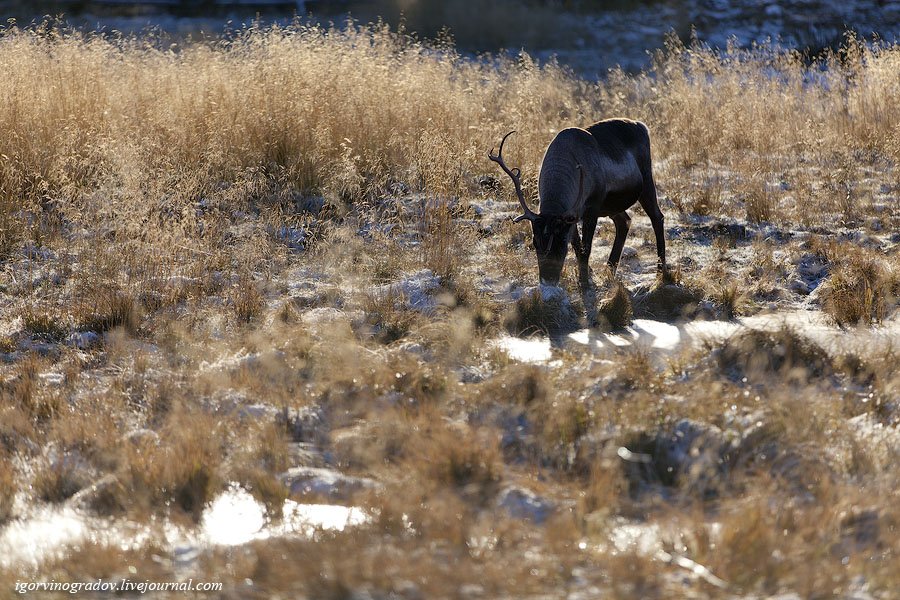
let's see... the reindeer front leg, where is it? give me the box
[607,212,632,274]
[577,214,599,286]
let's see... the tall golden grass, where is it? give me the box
[0,20,586,219]
[2,24,898,260]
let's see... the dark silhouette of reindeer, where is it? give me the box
[489,119,666,286]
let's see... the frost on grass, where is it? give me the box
[373,269,442,314]
[506,284,580,336]
[821,254,899,326]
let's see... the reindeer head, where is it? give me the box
[489,131,582,286]
[529,213,578,285]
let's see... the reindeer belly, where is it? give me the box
[590,180,643,217]
[588,156,644,217]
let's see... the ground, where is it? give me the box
[0,22,899,599]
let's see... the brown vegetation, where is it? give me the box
[821,249,899,326]
[0,21,898,598]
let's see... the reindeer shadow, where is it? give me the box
[509,268,709,353]
[576,265,712,333]
[562,299,711,357]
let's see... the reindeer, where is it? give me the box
[489,119,666,287]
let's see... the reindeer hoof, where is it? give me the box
[578,265,593,288]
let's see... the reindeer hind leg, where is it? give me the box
[637,171,666,273]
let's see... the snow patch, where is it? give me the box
[0,484,370,569]
[374,269,442,314]
[494,310,900,363]
[0,506,87,569]
[201,485,370,546]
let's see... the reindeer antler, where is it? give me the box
[489,131,536,223]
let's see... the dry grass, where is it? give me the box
[821,249,899,326]
[410,420,502,501]
[119,408,225,520]
[593,278,633,330]
[21,308,69,342]
[363,287,423,344]
[1,20,899,599]
[716,326,832,383]
[229,276,266,324]
[228,421,292,515]
[505,287,578,335]
[76,287,141,334]
[707,279,747,320]
[633,280,704,321]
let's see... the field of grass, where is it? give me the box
[1,20,899,597]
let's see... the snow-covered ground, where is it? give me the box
[497,308,900,363]
[0,483,369,569]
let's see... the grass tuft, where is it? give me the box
[119,409,224,521]
[821,252,898,326]
[363,288,423,344]
[22,308,69,342]
[77,288,140,334]
[632,278,703,321]
[413,422,501,502]
[506,287,577,335]
[716,326,832,383]
[709,280,747,320]
[231,279,266,324]
[595,279,633,330]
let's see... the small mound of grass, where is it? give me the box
[709,280,748,320]
[4,355,62,421]
[595,280,633,331]
[119,410,224,521]
[23,308,69,342]
[231,280,266,324]
[505,286,578,336]
[821,255,898,326]
[363,288,424,344]
[77,289,140,334]
[716,326,832,383]
[632,273,704,321]
[0,335,15,353]
[411,422,501,503]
